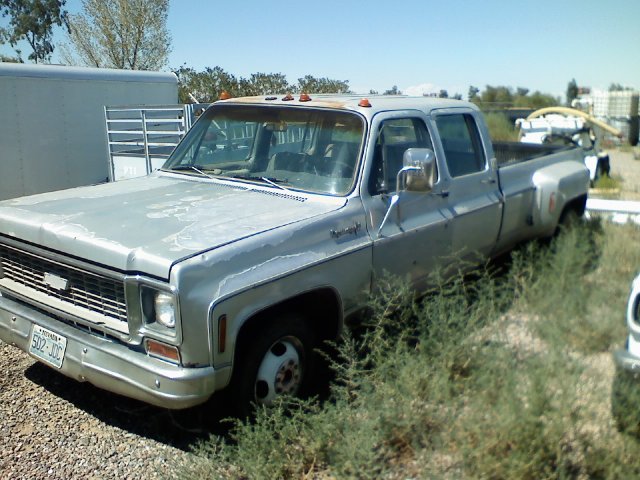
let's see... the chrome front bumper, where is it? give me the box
[0,294,221,409]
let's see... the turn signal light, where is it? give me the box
[218,314,227,353]
[358,98,372,108]
[145,338,181,364]
[219,91,232,100]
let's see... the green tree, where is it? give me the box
[438,89,449,98]
[175,65,240,103]
[468,85,480,102]
[481,85,513,105]
[609,83,632,92]
[239,72,291,96]
[0,0,69,63]
[295,75,350,94]
[566,78,578,106]
[383,85,401,95]
[0,53,22,62]
[64,0,170,70]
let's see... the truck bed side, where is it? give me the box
[494,145,588,253]
[493,141,575,167]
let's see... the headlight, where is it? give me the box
[141,286,177,330]
[154,292,177,328]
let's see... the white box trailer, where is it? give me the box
[0,63,178,201]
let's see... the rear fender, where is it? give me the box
[532,161,589,233]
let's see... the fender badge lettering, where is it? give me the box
[330,222,362,239]
[44,272,69,291]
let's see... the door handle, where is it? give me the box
[434,190,449,198]
[481,178,497,185]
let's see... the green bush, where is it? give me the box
[484,112,519,142]
[173,222,640,479]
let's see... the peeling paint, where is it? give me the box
[0,175,345,278]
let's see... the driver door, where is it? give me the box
[362,112,453,291]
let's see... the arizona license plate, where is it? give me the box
[29,324,67,369]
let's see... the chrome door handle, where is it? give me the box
[481,178,497,184]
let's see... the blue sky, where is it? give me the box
[2,0,639,98]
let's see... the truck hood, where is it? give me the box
[0,174,346,279]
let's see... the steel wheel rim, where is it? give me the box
[254,336,303,405]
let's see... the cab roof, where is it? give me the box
[220,94,476,118]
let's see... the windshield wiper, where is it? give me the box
[230,174,290,191]
[164,165,214,178]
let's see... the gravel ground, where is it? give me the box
[0,339,226,479]
[1,147,639,479]
[606,148,640,199]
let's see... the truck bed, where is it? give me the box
[494,142,587,253]
[493,141,575,166]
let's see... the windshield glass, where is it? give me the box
[162,105,365,195]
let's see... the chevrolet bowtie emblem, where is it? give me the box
[44,272,69,291]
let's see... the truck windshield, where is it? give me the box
[162,105,365,196]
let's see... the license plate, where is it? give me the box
[29,324,67,369]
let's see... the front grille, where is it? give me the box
[0,244,127,326]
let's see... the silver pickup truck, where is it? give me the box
[0,95,589,412]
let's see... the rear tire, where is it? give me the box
[555,206,583,237]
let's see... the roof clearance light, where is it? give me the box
[358,98,372,108]
[299,93,312,102]
[282,93,294,101]
[219,91,232,100]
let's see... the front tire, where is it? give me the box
[229,315,315,417]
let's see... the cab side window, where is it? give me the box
[369,118,433,194]
[435,114,486,177]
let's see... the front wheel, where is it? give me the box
[229,315,315,416]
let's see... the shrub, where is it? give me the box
[485,112,519,142]
[172,221,640,479]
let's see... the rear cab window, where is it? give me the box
[435,113,486,177]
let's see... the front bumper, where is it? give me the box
[0,294,220,409]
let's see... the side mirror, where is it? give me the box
[395,148,436,193]
[378,148,437,238]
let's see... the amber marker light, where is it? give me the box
[219,91,232,100]
[358,98,372,107]
[145,338,181,364]
[218,314,227,353]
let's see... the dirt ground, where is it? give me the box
[606,148,640,199]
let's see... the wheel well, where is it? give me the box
[561,193,587,219]
[233,288,342,361]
